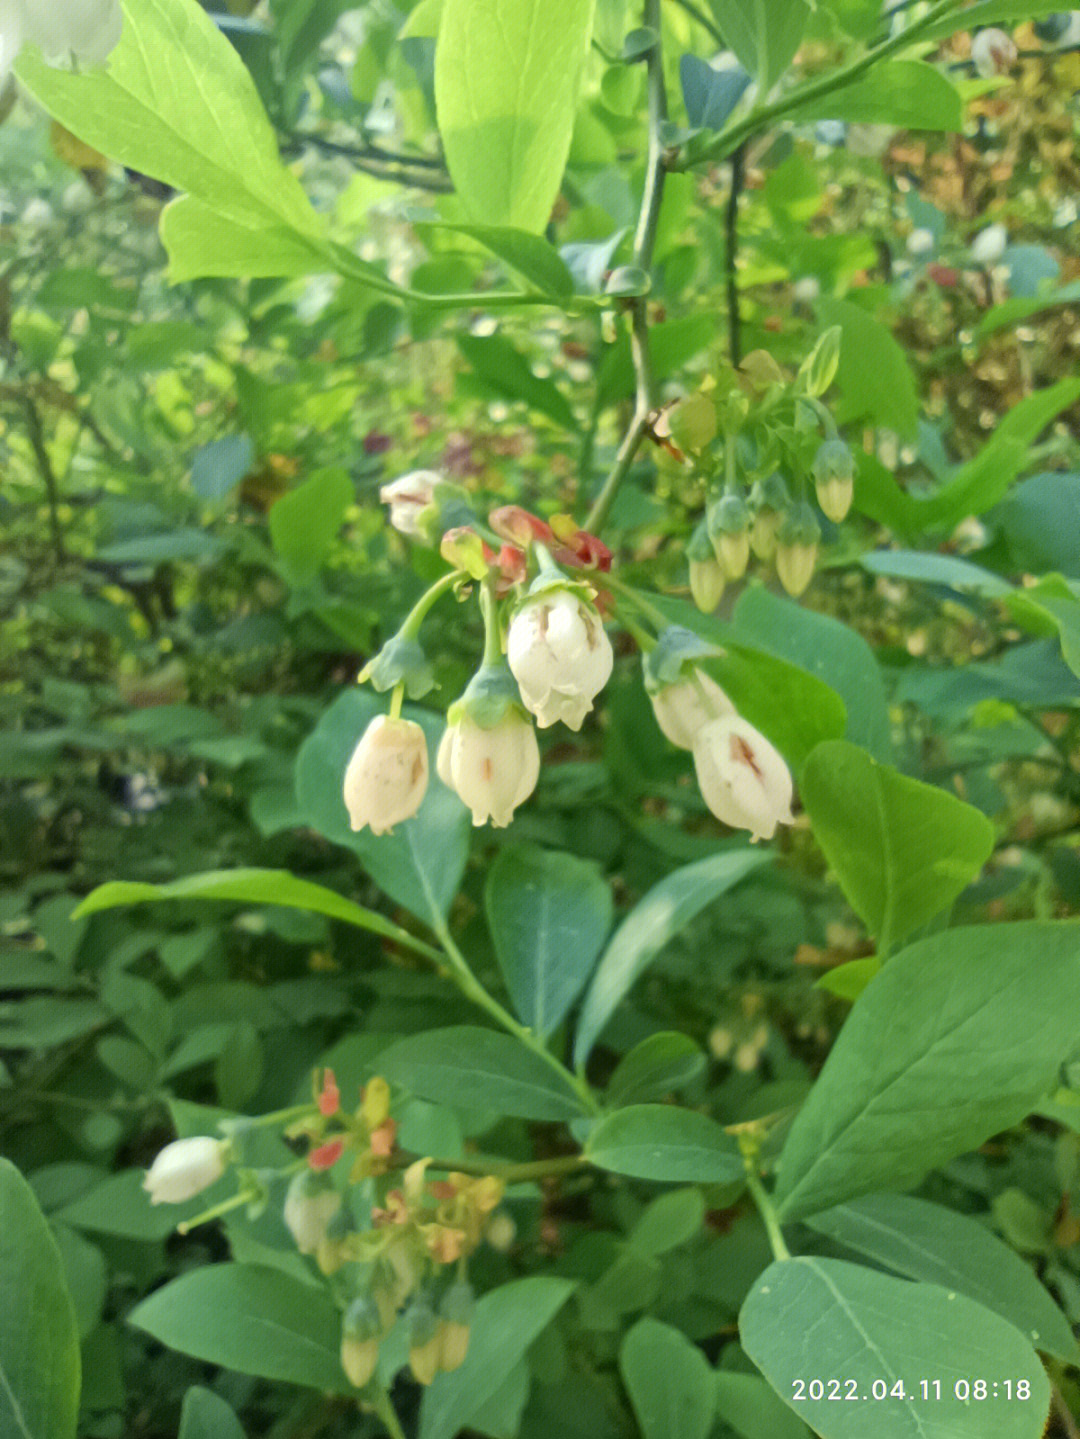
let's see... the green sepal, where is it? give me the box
[812,438,854,483]
[406,1292,440,1347]
[687,521,713,563]
[749,471,790,512]
[642,626,724,693]
[344,1294,383,1342]
[778,499,822,547]
[416,482,478,547]
[236,1167,271,1220]
[359,631,436,700]
[439,1279,475,1325]
[707,491,750,539]
[448,661,529,729]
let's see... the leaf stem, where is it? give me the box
[399,568,465,639]
[744,1167,791,1262]
[601,572,672,633]
[405,1151,587,1183]
[430,915,601,1116]
[677,0,964,168]
[369,1381,408,1439]
[585,0,668,535]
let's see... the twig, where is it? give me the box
[725,142,746,365]
[585,0,669,534]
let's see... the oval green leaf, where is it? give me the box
[586,1104,744,1183]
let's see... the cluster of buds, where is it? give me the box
[0,0,123,80]
[656,334,854,611]
[343,490,614,835]
[645,629,795,842]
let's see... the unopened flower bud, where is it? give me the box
[143,1136,227,1205]
[692,715,795,842]
[748,473,790,561]
[437,710,539,828]
[775,502,821,597]
[407,1295,442,1386]
[438,1281,474,1369]
[707,493,752,580]
[812,439,855,523]
[507,590,613,730]
[689,557,725,613]
[667,392,718,454]
[379,470,440,539]
[906,227,935,257]
[283,1171,342,1255]
[970,222,1007,266]
[360,1075,391,1130]
[341,1296,382,1388]
[485,1210,516,1252]
[651,670,736,751]
[971,27,1017,77]
[342,715,428,835]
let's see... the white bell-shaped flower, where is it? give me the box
[2,0,123,76]
[379,470,440,539]
[283,1171,343,1255]
[692,715,794,842]
[506,590,613,730]
[436,711,539,827]
[651,670,735,751]
[343,715,428,835]
[143,1136,227,1205]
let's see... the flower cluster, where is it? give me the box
[645,631,794,842]
[139,1069,511,1391]
[0,0,122,79]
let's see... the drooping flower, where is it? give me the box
[775,501,821,598]
[812,439,855,524]
[971,26,1017,77]
[506,589,613,730]
[283,1170,343,1255]
[970,223,1007,266]
[143,1136,227,1205]
[708,492,752,580]
[342,715,428,835]
[436,710,539,827]
[378,470,440,539]
[0,0,123,79]
[692,715,794,841]
[651,669,736,751]
[340,1296,382,1389]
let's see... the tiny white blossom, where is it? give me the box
[283,1172,342,1255]
[507,590,613,730]
[971,27,1017,77]
[143,1136,227,1205]
[906,227,935,257]
[343,715,428,835]
[970,223,1007,266]
[650,670,736,751]
[379,470,440,539]
[692,715,794,842]
[436,711,539,827]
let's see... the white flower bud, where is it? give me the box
[378,470,440,539]
[283,1171,342,1255]
[506,590,613,731]
[776,540,818,597]
[20,197,54,228]
[143,1136,227,1205]
[971,27,1017,77]
[12,0,123,69]
[436,711,539,827]
[343,715,428,835]
[650,670,736,751]
[906,227,935,257]
[689,556,724,613]
[970,222,1007,266]
[793,276,821,304]
[692,715,794,842]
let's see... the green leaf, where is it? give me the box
[774,922,1080,1221]
[976,282,1080,340]
[919,0,1068,44]
[295,689,470,925]
[16,0,321,237]
[0,1159,81,1439]
[706,0,808,91]
[377,1027,588,1121]
[1008,588,1080,682]
[128,1264,347,1391]
[859,549,1013,598]
[585,1105,744,1183]
[790,61,962,131]
[457,334,579,431]
[714,1372,810,1439]
[160,197,322,282]
[268,468,353,585]
[817,297,918,437]
[807,1194,1077,1362]
[731,588,891,763]
[414,222,575,296]
[574,851,769,1064]
[799,740,995,953]
[620,1318,715,1439]
[178,1387,247,1439]
[740,1257,1050,1439]
[485,844,612,1038]
[419,1277,575,1439]
[607,1032,707,1106]
[73,867,429,954]
[434,0,596,232]
[629,1188,707,1257]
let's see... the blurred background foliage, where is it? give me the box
[1,1,1080,1435]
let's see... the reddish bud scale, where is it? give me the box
[308,1138,345,1171]
[317,1069,340,1117]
